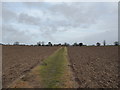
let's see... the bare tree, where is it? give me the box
[114,41,119,46]
[14,41,19,45]
[41,41,44,46]
[73,42,78,46]
[37,41,41,46]
[63,42,69,46]
[48,42,52,46]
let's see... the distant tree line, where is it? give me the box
[1,40,119,46]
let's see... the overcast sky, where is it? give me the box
[2,2,118,45]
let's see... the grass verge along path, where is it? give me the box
[39,47,75,88]
[10,47,77,88]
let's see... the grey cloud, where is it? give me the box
[23,2,46,8]
[17,11,69,28]
[62,30,117,45]
[2,7,17,23]
[18,13,41,25]
[17,2,117,33]
[2,2,118,44]
[49,3,97,27]
[83,30,118,45]
[0,3,2,20]
[17,11,69,39]
[50,2,117,28]
[0,3,2,43]
[2,24,57,44]
[17,3,102,32]
[118,2,120,42]
[2,25,33,44]
[39,26,57,40]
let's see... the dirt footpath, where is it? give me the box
[2,45,59,88]
[68,46,118,88]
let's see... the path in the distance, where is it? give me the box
[10,47,78,88]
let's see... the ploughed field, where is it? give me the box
[68,46,118,88]
[2,45,59,88]
[2,45,119,88]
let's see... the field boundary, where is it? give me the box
[65,47,79,88]
[66,47,81,88]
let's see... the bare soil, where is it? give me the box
[10,47,77,88]
[2,45,59,88]
[68,46,119,88]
